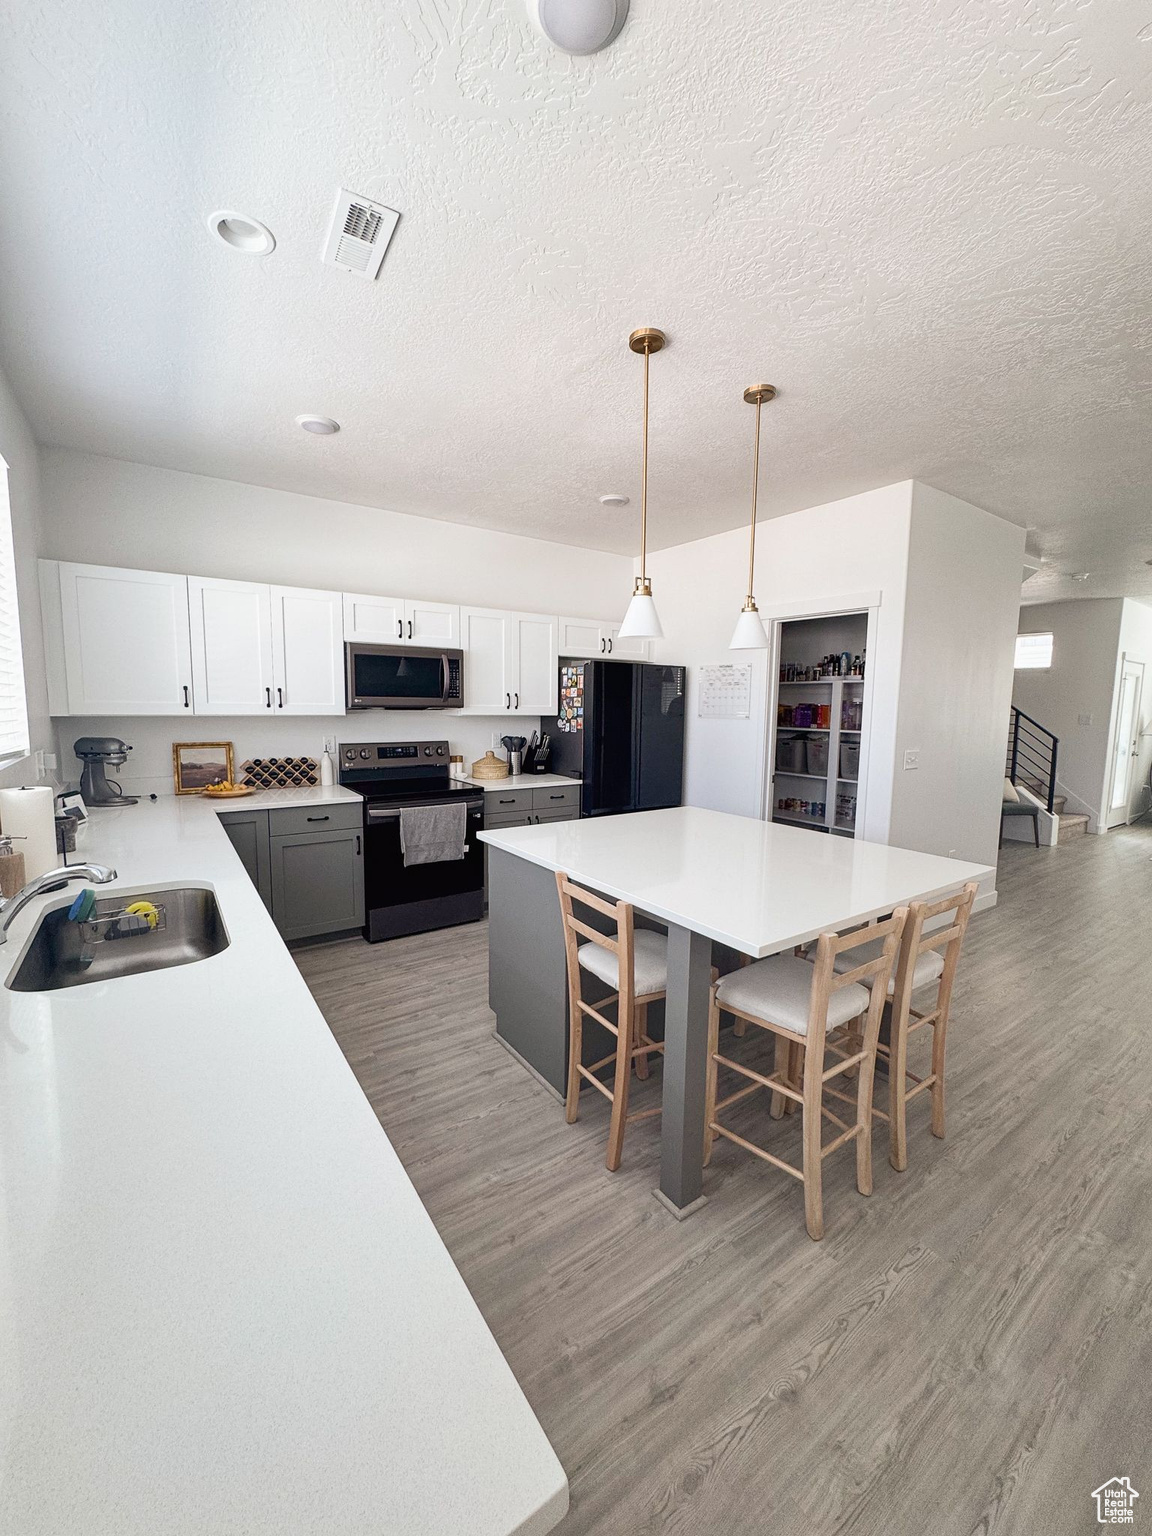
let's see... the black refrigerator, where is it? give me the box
[551,661,686,816]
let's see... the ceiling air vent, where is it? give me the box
[321,189,400,280]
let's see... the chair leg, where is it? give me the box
[770,1033,792,1119]
[733,1015,746,1038]
[930,1014,949,1140]
[565,984,583,1125]
[801,1036,825,1241]
[784,1041,802,1114]
[888,998,909,1172]
[704,989,721,1166]
[605,1000,635,1173]
[855,1011,880,1197]
[633,1002,650,1079]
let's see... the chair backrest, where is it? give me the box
[891,880,978,1022]
[555,871,636,1006]
[807,908,909,1043]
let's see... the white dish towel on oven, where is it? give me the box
[399,802,467,866]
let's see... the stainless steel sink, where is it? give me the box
[6,886,229,991]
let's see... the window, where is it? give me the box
[0,459,29,760]
[1014,631,1054,670]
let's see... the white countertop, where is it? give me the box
[480,806,991,956]
[464,773,580,792]
[0,790,567,1536]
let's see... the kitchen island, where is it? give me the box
[0,789,567,1536]
[480,806,991,1217]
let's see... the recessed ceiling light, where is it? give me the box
[295,414,340,435]
[207,210,276,256]
[529,0,630,55]
[599,492,629,507]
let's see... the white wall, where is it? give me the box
[0,363,51,789]
[1013,598,1124,831]
[890,483,1025,870]
[645,483,914,828]
[39,449,633,794]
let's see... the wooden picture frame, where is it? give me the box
[173,741,235,794]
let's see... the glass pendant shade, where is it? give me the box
[619,585,664,639]
[729,605,768,649]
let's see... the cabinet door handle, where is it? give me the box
[407,619,413,639]
[514,692,519,709]
[265,687,272,709]
[397,618,402,638]
[607,637,613,653]
[498,798,514,805]
[549,793,563,799]
[355,834,361,855]
[182,685,190,708]
[277,687,284,708]
[307,815,330,822]
[505,693,510,710]
[600,638,605,653]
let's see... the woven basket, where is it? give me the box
[470,750,510,781]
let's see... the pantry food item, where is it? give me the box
[201,782,255,799]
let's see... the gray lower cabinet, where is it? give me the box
[269,825,364,941]
[220,805,365,942]
[219,811,273,913]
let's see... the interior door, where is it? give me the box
[513,612,558,714]
[188,576,274,715]
[57,562,194,715]
[1107,659,1144,827]
[270,585,345,715]
[342,592,405,644]
[460,607,513,711]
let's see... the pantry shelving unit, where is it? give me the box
[769,611,869,839]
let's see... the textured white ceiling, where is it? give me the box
[1,0,1150,586]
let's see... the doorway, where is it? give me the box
[1107,658,1144,828]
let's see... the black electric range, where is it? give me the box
[339,739,485,942]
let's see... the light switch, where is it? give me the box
[903,749,920,770]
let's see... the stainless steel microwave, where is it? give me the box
[345,644,464,709]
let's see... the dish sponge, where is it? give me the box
[67,888,97,923]
[124,901,160,930]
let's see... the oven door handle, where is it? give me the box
[367,807,401,821]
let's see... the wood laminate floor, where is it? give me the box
[295,825,1152,1535]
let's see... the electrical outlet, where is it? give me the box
[903,748,920,771]
[322,735,336,755]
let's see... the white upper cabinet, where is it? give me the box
[48,561,195,716]
[513,612,558,714]
[405,598,459,646]
[188,576,275,715]
[270,586,345,715]
[343,592,460,646]
[604,625,651,662]
[460,607,514,712]
[557,616,650,662]
[342,592,405,644]
[459,607,557,715]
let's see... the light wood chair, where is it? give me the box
[865,881,978,1170]
[556,871,667,1171]
[704,910,908,1240]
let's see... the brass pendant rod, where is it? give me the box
[640,343,649,582]
[746,394,762,606]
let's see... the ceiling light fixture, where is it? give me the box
[599,492,629,507]
[206,210,276,256]
[618,328,665,641]
[529,0,630,55]
[295,414,340,435]
[1072,571,1091,581]
[730,384,777,650]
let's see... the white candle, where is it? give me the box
[0,785,58,882]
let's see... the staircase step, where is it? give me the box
[1057,813,1090,844]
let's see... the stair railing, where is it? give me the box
[1006,707,1059,814]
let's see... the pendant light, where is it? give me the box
[729,383,777,650]
[618,327,666,639]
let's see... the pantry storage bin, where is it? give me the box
[776,735,808,772]
[839,739,861,779]
[806,736,829,776]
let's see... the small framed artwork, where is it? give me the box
[173,741,235,794]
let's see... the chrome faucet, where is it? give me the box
[0,863,118,945]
